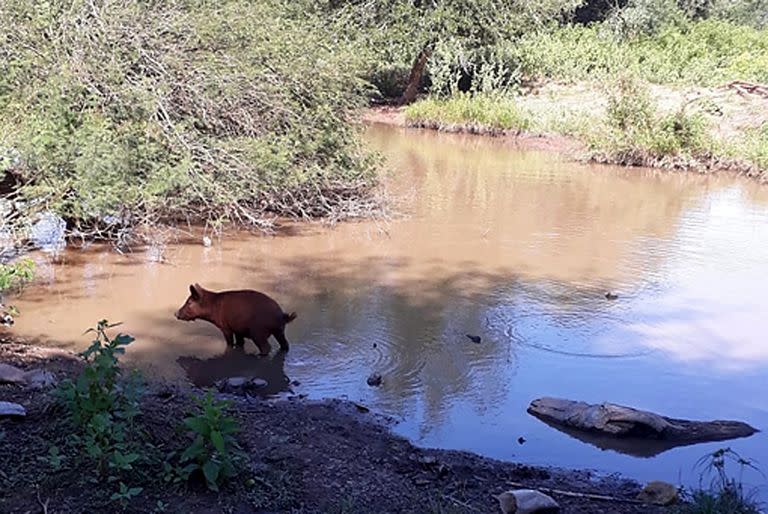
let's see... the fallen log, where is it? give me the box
[528,397,757,444]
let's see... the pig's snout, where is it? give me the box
[174,310,182,320]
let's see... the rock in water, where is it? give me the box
[216,376,268,394]
[0,401,26,418]
[367,373,383,387]
[637,481,679,506]
[528,397,758,443]
[496,489,559,513]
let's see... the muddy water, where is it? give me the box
[7,124,768,494]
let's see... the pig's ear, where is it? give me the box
[190,284,202,300]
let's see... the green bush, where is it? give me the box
[0,258,34,294]
[57,321,144,476]
[177,391,244,492]
[509,19,768,86]
[0,0,378,237]
[592,76,710,161]
[56,320,146,508]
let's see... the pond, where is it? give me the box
[7,124,768,496]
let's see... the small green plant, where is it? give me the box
[56,320,145,507]
[36,445,65,471]
[177,390,243,491]
[110,482,143,509]
[0,258,34,293]
[606,75,655,133]
[676,448,763,514]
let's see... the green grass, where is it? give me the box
[404,93,530,133]
[675,448,763,514]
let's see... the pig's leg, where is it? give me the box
[272,328,290,352]
[235,334,246,347]
[250,328,272,356]
[220,328,234,346]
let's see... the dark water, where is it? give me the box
[7,124,768,496]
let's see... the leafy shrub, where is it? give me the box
[0,0,378,238]
[606,76,656,133]
[57,321,144,478]
[509,19,768,86]
[178,390,244,491]
[0,258,34,294]
[588,76,711,163]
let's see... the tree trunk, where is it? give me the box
[397,45,431,106]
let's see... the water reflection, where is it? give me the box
[177,346,291,397]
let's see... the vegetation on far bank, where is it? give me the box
[379,0,767,178]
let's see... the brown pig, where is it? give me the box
[175,283,297,356]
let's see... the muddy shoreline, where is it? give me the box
[0,340,669,513]
[360,106,765,181]
[360,106,585,156]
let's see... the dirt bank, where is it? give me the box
[0,341,670,513]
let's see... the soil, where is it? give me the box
[0,341,670,514]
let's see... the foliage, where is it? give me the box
[314,0,585,98]
[0,0,379,239]
[0,258,34,294]
[56,321,144,482]
[177,390,243,491]
[594,76,710,160]
[405,93,531,132]
[742,124,768,171]
[510,19,768,86]
[676,448,763,514]
[110,482,144,510]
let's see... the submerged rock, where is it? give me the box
[496,489,559,513]
[29,211,66,252]
[215,376,268,394]
[528,397,758,443]
[366,373,383,387]
[637,481,679,506]
[0,401,26,418]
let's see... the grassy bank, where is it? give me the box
[404,68,768,178]
[392,8,768,179]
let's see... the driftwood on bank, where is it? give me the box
[528,397,758,445]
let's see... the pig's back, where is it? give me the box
[218,289,284,329]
